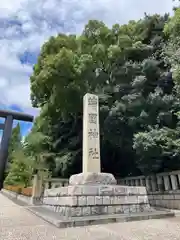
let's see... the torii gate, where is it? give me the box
[0,109,34,190]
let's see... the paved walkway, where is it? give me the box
[1,193,180,240]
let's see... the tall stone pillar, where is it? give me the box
[82,93,101,173]
[70,93,116,185]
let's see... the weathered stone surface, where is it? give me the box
[82,206,91,216]
[113,196,124,205]
[78,196,87,206]
[95,196,103,205]
[125,196,138,204]
[44,196,78,206]
[102,206,108,214]
[138,195,148,204]
[91,206,108,215]
[68,185,99,196]
[69,172,117,185]
[129,204,137,213]
[115,205,124,214]
[86,196,95,205]
[68,185,83,195]
[82,185,99,195]
[57,206,66,215]
[102,196,111,205]
[98,185,147,196]
[98,185,115,195]
[113,185,147,195]
[63,196,78,206]
[45,184,148,198]
[50,204,153,217]
[108,206,115,214]
[42,183,152,218]
[44,186,68,197]
[70,207,82,217]
[122,205,130,214]
[91,206,101,215]
[110,195,146,205]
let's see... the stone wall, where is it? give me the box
[119,170,180,210]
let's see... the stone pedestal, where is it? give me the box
[69,172,117,185]
[43,173,152,218]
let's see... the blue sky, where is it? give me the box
[0,0,177,137]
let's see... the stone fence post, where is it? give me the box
[31,171,44,205]
[119,170,180,193]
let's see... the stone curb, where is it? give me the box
[1,189,42,206]
[27,206,175,229]
[1,190,29,206]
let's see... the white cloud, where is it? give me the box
[0,0,26,18]
[0,0,176,116]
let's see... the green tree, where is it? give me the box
[133,127,180,175]
[28,12,180,178]
[8,123,21,163]
[5,123,22,177]
[5,148,33,187]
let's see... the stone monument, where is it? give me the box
[69,93,116,185]
[83,93,100,173]
[43,93,153,219]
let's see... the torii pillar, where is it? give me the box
[0,109,34,190]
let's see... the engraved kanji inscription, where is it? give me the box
[88,148,99,159]
[88,113,97,124]
[88,96,97,106]
[88,129,99,139]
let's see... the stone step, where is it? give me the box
[27,205,175,228]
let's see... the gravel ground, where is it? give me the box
[1,192,180,240]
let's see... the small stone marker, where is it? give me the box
[83,93,101,173]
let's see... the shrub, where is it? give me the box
[4,185,32,196]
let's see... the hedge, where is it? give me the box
[4,185,32,196]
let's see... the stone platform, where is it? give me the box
[43,184,152,217]
[28,205,175,228]
[40,172,175,227]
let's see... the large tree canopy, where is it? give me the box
[18,7,180,179]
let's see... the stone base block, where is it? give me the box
[28,205,175,228]
[43,184,153,217]
[69,172,117,185]
[43,193,149,206]
[44,184,147,197]
[44,203,152,217]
